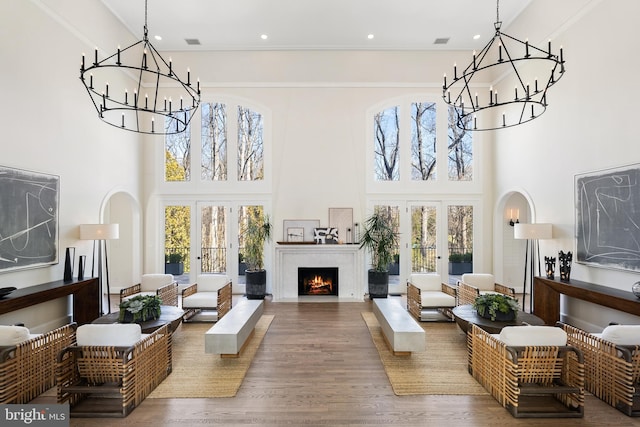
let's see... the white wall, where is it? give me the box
[0,0,143,330]
[493,0,640,329]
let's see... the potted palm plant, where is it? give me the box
[242,214,272,300]
[359,210,399,299]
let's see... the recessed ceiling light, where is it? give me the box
[261,34,268,40]
[367,34,374,40]
[473,34,481,40]
[154,35,162,41]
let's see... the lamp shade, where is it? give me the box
[79,224,119,240]
[514,223,552,240]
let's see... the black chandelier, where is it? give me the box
[79,0,200,135]
[442,0,565,131]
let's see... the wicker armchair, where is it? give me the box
[0,323,77,403]
[558,322,640,416]
[182,275,232,322]
[406,273,456,321]
[56,323,172,417]
[468,324,584,418]
[457,273,515,306]
[120,274,178,307]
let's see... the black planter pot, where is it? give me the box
[477,308,516,322]
[246,269,267,300]
[368,270,389,299]
[165,262,184,275]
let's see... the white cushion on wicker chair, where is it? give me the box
[182,292,218,309]
[409,274,442,291]
[140,274,174,292]
[196,274,230,292]
[421,291,456,307]
[461,273,495,291]
[0,325,30,346]
[76,324,142,347]
[499,326,567,347]
[600,325,640,346]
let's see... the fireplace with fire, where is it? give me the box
[298,267,338,296]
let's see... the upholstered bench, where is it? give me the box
[372,298,425,356]
[204,299,264,358]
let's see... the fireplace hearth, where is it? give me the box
[298,267,338,296]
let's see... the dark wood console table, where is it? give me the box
[533,276,640,325]
[0,278,100,325]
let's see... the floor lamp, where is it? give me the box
[79,224,120,315]
[513,223,552,313]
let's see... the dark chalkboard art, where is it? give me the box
[0,165,59,273]
[575,163,640,272]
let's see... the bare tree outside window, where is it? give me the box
[447,107,473,181]
[165,116,191,181]
[448,205,473,259]
[200,205,227,273]
[201,102,227,181]
[411,102,437,181]
[411,205,437,272]
[374,106,400,181]
[237,106,264,181]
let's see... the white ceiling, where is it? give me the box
[100,0,534,51]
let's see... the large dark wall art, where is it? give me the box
[0,166,59,273]
[575,163,640,272]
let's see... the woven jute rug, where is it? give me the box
[148,314,274,398]
[361,311,488,396]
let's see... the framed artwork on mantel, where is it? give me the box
[282,220,320,242]
[286,227,304,242]
[329,208,353,244]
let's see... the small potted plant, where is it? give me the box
[118,295,162,323]
[473,293,519,321]
[242,213,272,300]
[359,210,399,299]
[165,252,184,275]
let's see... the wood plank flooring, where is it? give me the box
[37,297,640,426]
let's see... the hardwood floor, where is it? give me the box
[44,297,640,426]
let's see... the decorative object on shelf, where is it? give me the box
[118,295,161,323]
[514,223,553,312]
[473,293,519,322]
[63,247,75,282]
[633,281,640,299]
[0,166,59,273]
[79,224,120,315]
[329,208,353,244]
[508,209,519,226]
[282,219,320,242]
[359,210,399,299]
[559,250,573,282]
[79,0,200,135]
[313,227,338,244]
[0,287,16,298]
[286,227,304,242]
[544,256,556,279]
[77,255,86,280]
[442,0,565,131]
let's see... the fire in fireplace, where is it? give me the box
[298,267,338,296]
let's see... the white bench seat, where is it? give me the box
[204,299,264,357]
[372,298,425,356]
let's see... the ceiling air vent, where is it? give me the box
[185,38,201,45]
[433,38,450,45]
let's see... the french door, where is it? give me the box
[195,202,267,285]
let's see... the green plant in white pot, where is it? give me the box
[242,213,272,300]
[359,210,399,299]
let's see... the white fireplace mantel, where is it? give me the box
[274,244,365,302]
